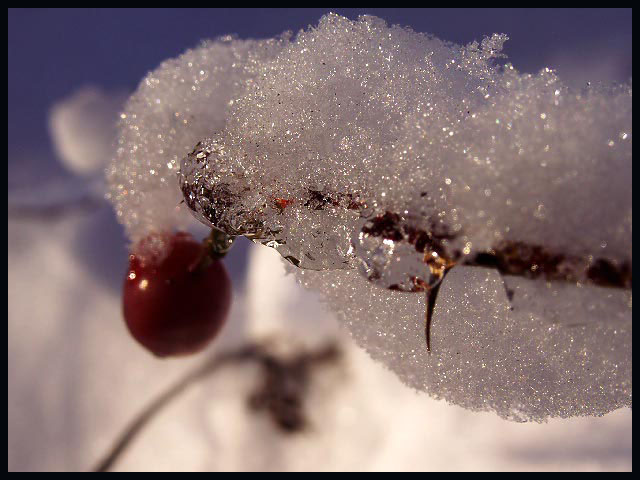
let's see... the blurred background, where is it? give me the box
[8,8,632,472]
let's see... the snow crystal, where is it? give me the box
[296,266,632,421]
[108,13,632,420]
[107,35,289,249]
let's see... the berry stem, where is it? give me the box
[193,229,236,272]
[204,228,236,259]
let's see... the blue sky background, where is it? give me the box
[8,8,632,166]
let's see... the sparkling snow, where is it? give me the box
[106,14,632,420]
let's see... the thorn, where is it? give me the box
[424,268,451,354]
[500,273,515,302]
[499,273,515,310]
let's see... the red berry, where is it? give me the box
[123,232,232,357]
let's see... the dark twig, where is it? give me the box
[92,345,259,472]
[92,342,341,472]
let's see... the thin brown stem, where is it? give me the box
[91,342,341,472]
[92,345,259,472]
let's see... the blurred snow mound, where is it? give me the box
[50,86,127,176]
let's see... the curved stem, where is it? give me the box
[92,345,259,472]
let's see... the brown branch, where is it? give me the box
[91,342,341,472]
[362,211,632,291]
[92,345,259,472]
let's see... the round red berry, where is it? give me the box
[123,232,232,357]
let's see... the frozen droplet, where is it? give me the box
[352,211,455,292]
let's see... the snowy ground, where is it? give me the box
[7,194,632,471]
